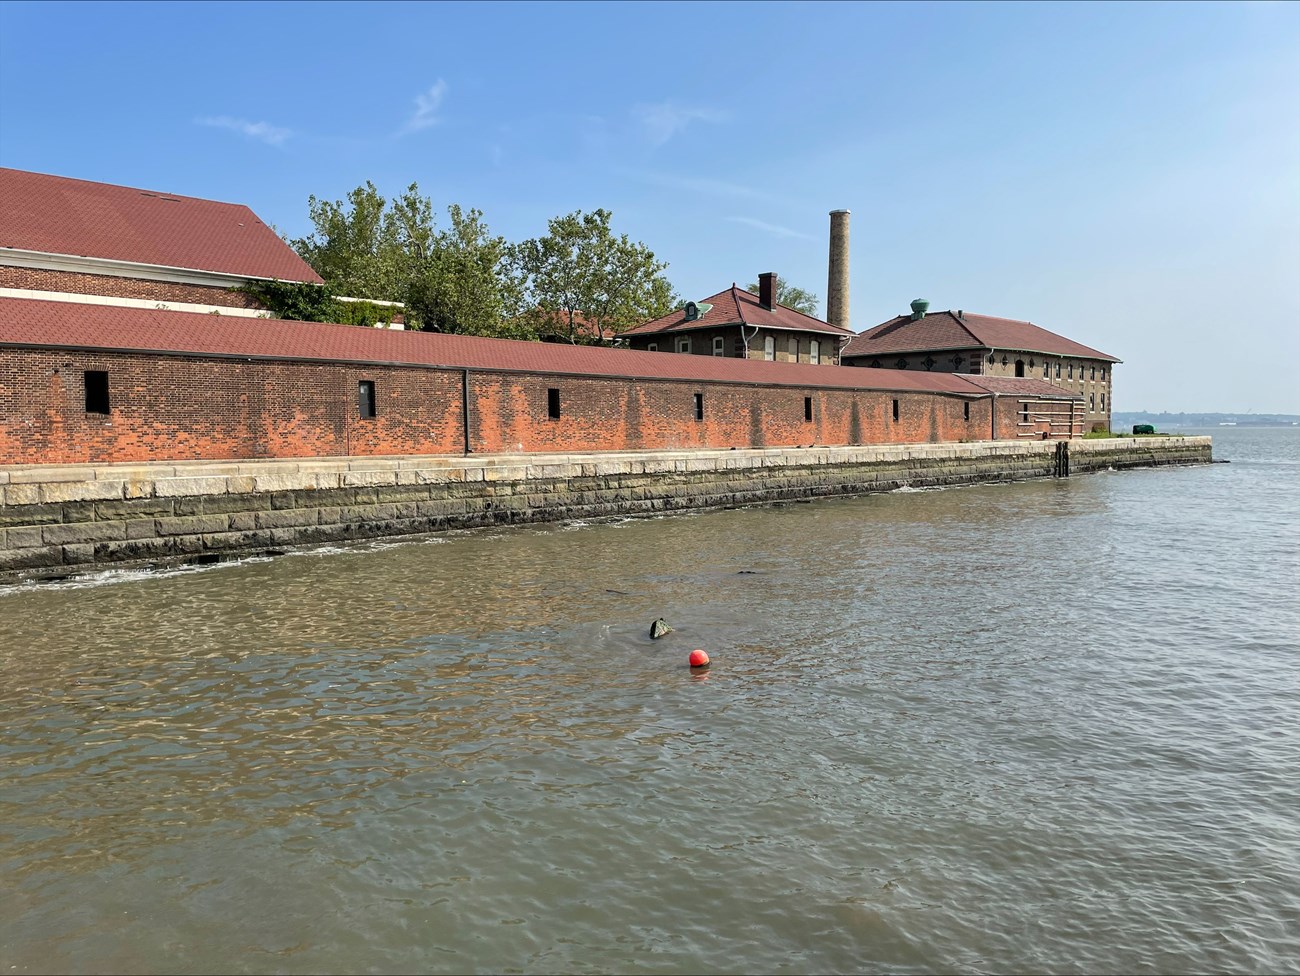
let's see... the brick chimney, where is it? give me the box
[758,271,776,310]
[827,209,850,329]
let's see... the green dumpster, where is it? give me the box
[1132,424,1156,435]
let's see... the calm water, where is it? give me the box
[1,428,1297,975]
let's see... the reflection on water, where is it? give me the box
[1,429,1298,974]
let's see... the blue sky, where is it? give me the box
[2,0,1298,413]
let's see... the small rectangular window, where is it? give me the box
[963,401,970,421]
[810,340,820,365]
[1101,392,1106,409]
[1022,405,1030,423]
[804,397,813,422]
[84,370,110,414]
[677,336,691,354]
[358,380,376,419]
[647,342,657,352]
[1090,393,1096,410]
[694,392,704,421]
[713,336,725,357]
[547,388,561,419]
[892,399,899,421]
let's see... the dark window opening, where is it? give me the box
[951,354,964,370]
[358,380,376,419]
[1015,359,1025,377]
[1055,363,1062,378]
[988,354,996,364]
[84,370,110,414]
[804,397,813,422]
[895,357,909,370]
[869,358,881,369]
[923,356,936,371]
[693,392,704,421]
[1022,405,1030,423]
[892,399,899,421]
[1091,365,1096,380]
[547,388,560,419]
[963,402,970,421]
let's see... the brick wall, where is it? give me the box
[1,348,1001,465]
[0,265,267,310]
[845,345,1114,431]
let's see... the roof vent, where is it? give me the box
[910,298,930,321]
[957,309,964,319]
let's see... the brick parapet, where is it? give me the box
[0,438,1213,579]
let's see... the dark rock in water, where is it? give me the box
[737,570,760,575]
[649,618,673,639]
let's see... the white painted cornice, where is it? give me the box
[0,247,320,289]
[0,287,271,318]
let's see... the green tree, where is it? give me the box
[406,205,528,338]
[513,209,678,344]
[746,279,820,317]
[291,181,409,303]
[290,182,523,336]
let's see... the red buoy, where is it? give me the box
[689,649,710,668]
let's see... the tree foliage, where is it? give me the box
[286,186,678,342]
[513,209,678,344]
[746,279,820,317]
[289,183,523,335]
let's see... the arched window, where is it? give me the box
[789,336,799,360]
[1014,359,1025,377]
[810,340,820,364]
[764,335,775,361]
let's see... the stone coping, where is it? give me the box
[0,437,1212,504]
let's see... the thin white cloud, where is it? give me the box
[632,101,726,146]
[724,216,816,241]
[402,80,449,135]
[196,116,291,146]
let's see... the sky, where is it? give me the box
[1,1,1298,414]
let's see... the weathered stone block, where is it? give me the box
[42,521,127,545]
[154,476,230,497]
[95,497,175,520]
[5,525,46,548]
[255,509,318,530]
[61,543,95,566]
[40,480,124,503]
[3,483,41,506]
[127,519,159,540]
[227,512,257,532]
[202,530,278,551]
[0,546,63,571]
[156,514,231,536]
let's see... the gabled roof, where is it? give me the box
[620,285,854,339]
[842,310,1119,363]
[3,295,1006,396]
[0,167,324,284]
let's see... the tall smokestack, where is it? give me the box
[827,209,850,329]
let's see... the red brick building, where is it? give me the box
[0,167,323,317]
[0,295,1084,466]
[620,273,854,365]
[842,301,1119,431]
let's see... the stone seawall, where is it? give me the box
[0,437,1212,580]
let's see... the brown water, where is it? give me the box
[2,428,1297,974]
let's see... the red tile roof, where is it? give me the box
[621,285,854,338]
[842,310,1119,363]
[3,296,1012,396]
[0,168,324,284]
